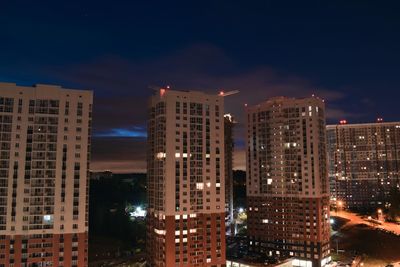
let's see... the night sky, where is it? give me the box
[2,1,400,172]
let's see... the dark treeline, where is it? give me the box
[89,173,146,261]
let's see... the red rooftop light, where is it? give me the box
[160,88,166,96]
[339,120,347,125]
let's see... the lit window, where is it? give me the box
[43,215,53,224]
[156,152,166,159]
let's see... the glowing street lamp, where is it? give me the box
[377,209,384,221]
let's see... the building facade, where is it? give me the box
[146,88,226,266]
[246,96,331,267]
[224,114,234,235]
[0,83,92,267]
[327,121,400,209]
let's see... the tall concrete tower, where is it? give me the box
[0,82,92,267]
[246,96,331,267]
[146,88,226,266]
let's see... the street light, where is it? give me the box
[377,208,383,221]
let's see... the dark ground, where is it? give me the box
[89,173,146,266]
[331,216,400,266]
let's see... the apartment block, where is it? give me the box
[146,88,226,266]
[0,82,92,267]
[327,120,400,209]
[224,114,234,235]
[246,96,331,267]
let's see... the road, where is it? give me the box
[335,210,400,235]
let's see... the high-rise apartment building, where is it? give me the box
[327,120,400,209]
[0,83,92,267]
[146,88,226,266]
[224,114,234,235]
[246,96,331,267]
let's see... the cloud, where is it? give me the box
[90,160,146,173]
[233,149,246,171]
[90,137,146,172]
[325,106,362,121]
[46,43,355,172]
[95,126,147,138]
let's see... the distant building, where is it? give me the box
[224,114,234,235]
[146,88,226,266]
[0,83,93,266]
[246,96,331,267]
[90,170,113,180]
[327,120,400,209]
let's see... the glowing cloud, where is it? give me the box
[95,126,147,138]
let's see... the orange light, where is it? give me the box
[219,91,224,96]
[160,88,166,96]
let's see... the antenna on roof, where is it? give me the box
[218,90,239,97]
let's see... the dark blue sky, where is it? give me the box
[1,1,400,172]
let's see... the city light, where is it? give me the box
[160,88,166,96]
[131,206,146,218]
[238,207,244,213]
